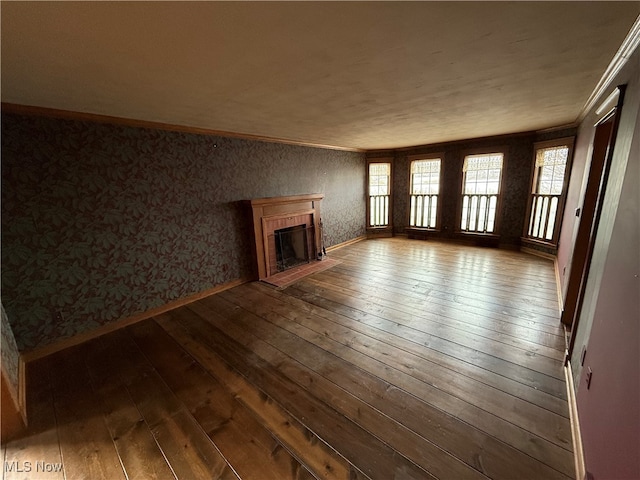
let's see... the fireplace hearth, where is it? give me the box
[247,194,324,281]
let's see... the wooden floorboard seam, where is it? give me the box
[251,281,570,419]
[187,294,573,478]
[3,239,574,480]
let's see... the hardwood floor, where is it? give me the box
[2,238,574,479]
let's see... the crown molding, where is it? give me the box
[578,14,640,122]
[1,103,365,153]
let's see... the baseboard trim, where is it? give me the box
[554,257,565,314]
[18,357,27,426]
[20,232,368,364]
[520,246,564,315]
[16,277,250,429]
[565,360,586,480]
[325,235,366,252]
[17,234,367,417]
[21,276,251,364]
[520,246,556,261]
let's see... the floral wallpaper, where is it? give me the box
[1,113,366,352]
[1,302,20,395]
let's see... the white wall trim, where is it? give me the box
[555,257,564,315]
[565,360,586,480]
[578,15,640,122]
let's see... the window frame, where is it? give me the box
[457,147,507,236]
[407,153,443,231]
[522,137,575,248]
[366,158,393,232]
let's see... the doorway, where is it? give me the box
[563,86,625,360]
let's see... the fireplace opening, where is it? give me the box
[274,224,310,272]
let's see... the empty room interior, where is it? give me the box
[1,2,639,480]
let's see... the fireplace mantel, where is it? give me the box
[247,194,324,280]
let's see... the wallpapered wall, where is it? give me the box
[1,113,366,352]
[1,302,20,395]
[375,129,577,246]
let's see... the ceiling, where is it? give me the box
[2,2,639,151]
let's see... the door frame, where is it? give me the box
[563,85,626,361]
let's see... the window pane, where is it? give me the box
[410,159,441,195]
[461,195,469,229]
[487,195,498,233]
[463,154,503,195]
[551,181,564,195]
[534,146,569,195]
[546,197,559,240]
[369,163,390,196]
[429,197,438,228]
[528,144,570,242]
[368,162,391,227]
[409,159,441,228]
[461,153,503,233]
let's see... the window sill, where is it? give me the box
[405,227,441,240]
[457,231,500,239]
[521,237,558,247]
[405,227,440,233]
[367,226,393,238]
[521,237,558,254]
[456,231,501,247]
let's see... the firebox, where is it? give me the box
[273,224,311,272]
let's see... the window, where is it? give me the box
[368,161,391,228]
[460,152,503,233]
[524,139,574,245]
[409,158,441,228]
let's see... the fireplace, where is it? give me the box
[247,194,324,280]
[273,224,310,272]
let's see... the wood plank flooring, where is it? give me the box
[2,238,574,479]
